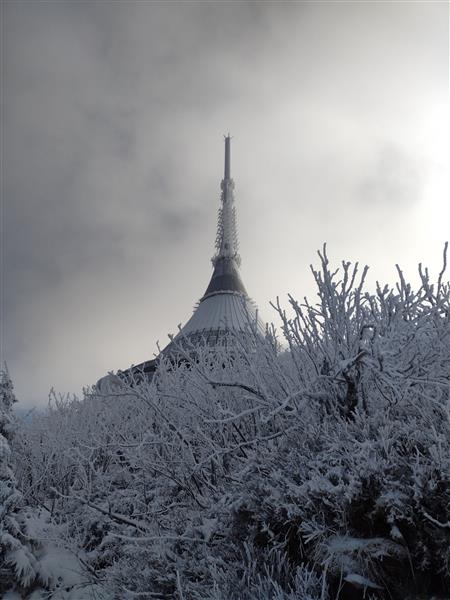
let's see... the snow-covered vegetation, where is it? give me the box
[0,368,46,594]
[5,246,450,599]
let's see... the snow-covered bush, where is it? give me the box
[14,246,450,599]
[0,366,43,596]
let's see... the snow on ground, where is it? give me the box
[17,509,108,600]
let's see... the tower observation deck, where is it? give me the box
[114,136,264,383]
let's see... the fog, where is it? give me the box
[3,1,449,407]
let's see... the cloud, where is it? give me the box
[3,1,448,406]
[359,144,423,207]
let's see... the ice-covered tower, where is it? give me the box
[166,134,264,351]
[116,136,264,382]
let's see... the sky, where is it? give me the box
[2,1,449,408]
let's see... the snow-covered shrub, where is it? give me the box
[14,245,450,599]
[0,366,43,595]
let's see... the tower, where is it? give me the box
[119,136,264,382]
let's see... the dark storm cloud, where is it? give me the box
[3,1,448,406]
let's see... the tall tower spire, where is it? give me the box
[212,134,241,268]
[107,135,265,386]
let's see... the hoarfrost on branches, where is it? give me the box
[0,366,42,595]
[10,245,450,599]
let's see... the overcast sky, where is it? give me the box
[3,1,449,408]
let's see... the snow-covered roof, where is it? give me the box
[175,291,264,340]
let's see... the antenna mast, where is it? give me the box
[212,134,241,267]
